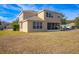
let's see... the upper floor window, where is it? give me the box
[51,16,53,18]
[46,12,53,18]
[58,16,61,18]
[33,21,42,29]
[49,13,51,17]
[46,12,49,17]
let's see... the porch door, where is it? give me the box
[47,23,54,30]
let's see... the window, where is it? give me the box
[58,16,60,18]
[48,13,51,17]
[47,23,54,30]
[33,22,42,29]
[46,12,53,18]
[51,16,53,18]
[40,22,42,28]
[47,23,60,30]
[46,12,49,17]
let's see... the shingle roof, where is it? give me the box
[26,16,44,21]
[38,10,64,17]
[23,10,37,14]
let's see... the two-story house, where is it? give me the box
[19,10,63,32]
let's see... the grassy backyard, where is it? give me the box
[0,30,79,54]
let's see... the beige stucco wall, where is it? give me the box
[27,20,47,32]
[19,21,28,32]
[38,10,62,24]
[19,13,23,32]
[19,11,37,22]
[21,20,61,32]
[19,13,24,22]
[44,10,61,23]
[38,11,45,20]
[45,14,61,23]
[19,10,63,32]
[22,21,28,32]
[19,11,37,32]
[19,22,22,32]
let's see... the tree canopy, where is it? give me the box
[11,20,19,31]
[61,18,68,24]
[74,17,79,26]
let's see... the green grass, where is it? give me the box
[0,30,25,37]
[0,30,79,54]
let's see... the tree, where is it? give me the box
[0,21,1,25]
[61,18,67,24]
[11,20,19,31]
[66,20,74,24]
[74,17,79,26]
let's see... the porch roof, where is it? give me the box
[25,16,44,21]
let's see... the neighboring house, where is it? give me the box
[60,23,76,30]
[19,10,63,32]
[68,23,76,29]
[0,20,9,30]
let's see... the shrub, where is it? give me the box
[13,24,19,31]
[11,20,19,31]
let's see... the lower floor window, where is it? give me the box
[47,23,60,30]
[33,21,42,29]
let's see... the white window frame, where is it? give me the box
[33,21,42,29]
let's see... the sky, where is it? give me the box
[0,4,79,22]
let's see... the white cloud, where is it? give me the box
[17,4,59,13]
[17,4,39,11]
[59,9,79,20]
[40,5,56,11]
[0,16,9,22]
[0,15,17,22]
[0,4,21,16]
[2,4,21,11]
[1,4,79,22]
